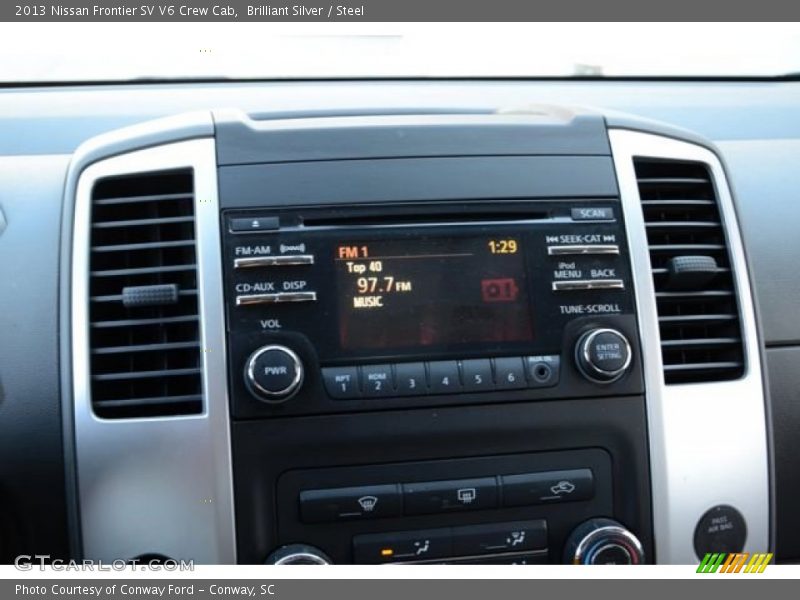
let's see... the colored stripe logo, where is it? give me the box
[697,552,773,573]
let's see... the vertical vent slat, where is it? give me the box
[635,159,745,384]
[88,169,203,418]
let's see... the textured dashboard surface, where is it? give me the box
[717,139,800,347]
[0,154,71,561]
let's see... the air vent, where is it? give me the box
[88,169,203,418]
[635,159,745,384]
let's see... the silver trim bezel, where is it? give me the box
[609,129,769,564]
[69,135,237,563]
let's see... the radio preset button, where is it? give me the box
[427,361,462,394]
[551,279,624,291]
[360,364,394,397]
[234,254,315,268]
[236,291,318,306]
[322,366,361,399]
[547,245,620,256]
[394,362,428,396]
[402,477,498,515]
[493,357,527,390]
[460,359,494,392]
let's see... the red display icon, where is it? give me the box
[481,278,520,303]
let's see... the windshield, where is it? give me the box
[2,22,800,82]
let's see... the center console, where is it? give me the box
[216,112,652,564]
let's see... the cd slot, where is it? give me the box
[301,209,552,229]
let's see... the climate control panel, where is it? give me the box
[269,448,647,565]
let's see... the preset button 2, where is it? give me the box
[360,364,394,397]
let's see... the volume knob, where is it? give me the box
[575,328,632,384]
[244,345,304,403]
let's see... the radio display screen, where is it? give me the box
[334,235,534,351]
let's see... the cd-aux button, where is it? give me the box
[236,291,318,306]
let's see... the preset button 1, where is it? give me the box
[322,366,360,399]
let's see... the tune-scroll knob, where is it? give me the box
[564,518,645,565]
[244,345,304,403]
[575,328,632,383]
[265,544,332,565]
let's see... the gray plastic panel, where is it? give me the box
[0,154,71,561]
[765,347,800,561]
[213,110,611,165]
[4,80,800,156]
[717,139,800,346]
[219,156,618,208]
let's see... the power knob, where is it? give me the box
[564,518,645,565]
[575,328,632,384]
[244,345,304,404]
[265,544,332,565]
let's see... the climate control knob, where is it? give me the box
[265,544,331,565]
[575,328,632,383]
[564,518,644,565]
[244,345,304,403]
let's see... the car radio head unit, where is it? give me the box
[221,200,643,417]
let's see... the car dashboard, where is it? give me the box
[0,79,798,565]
